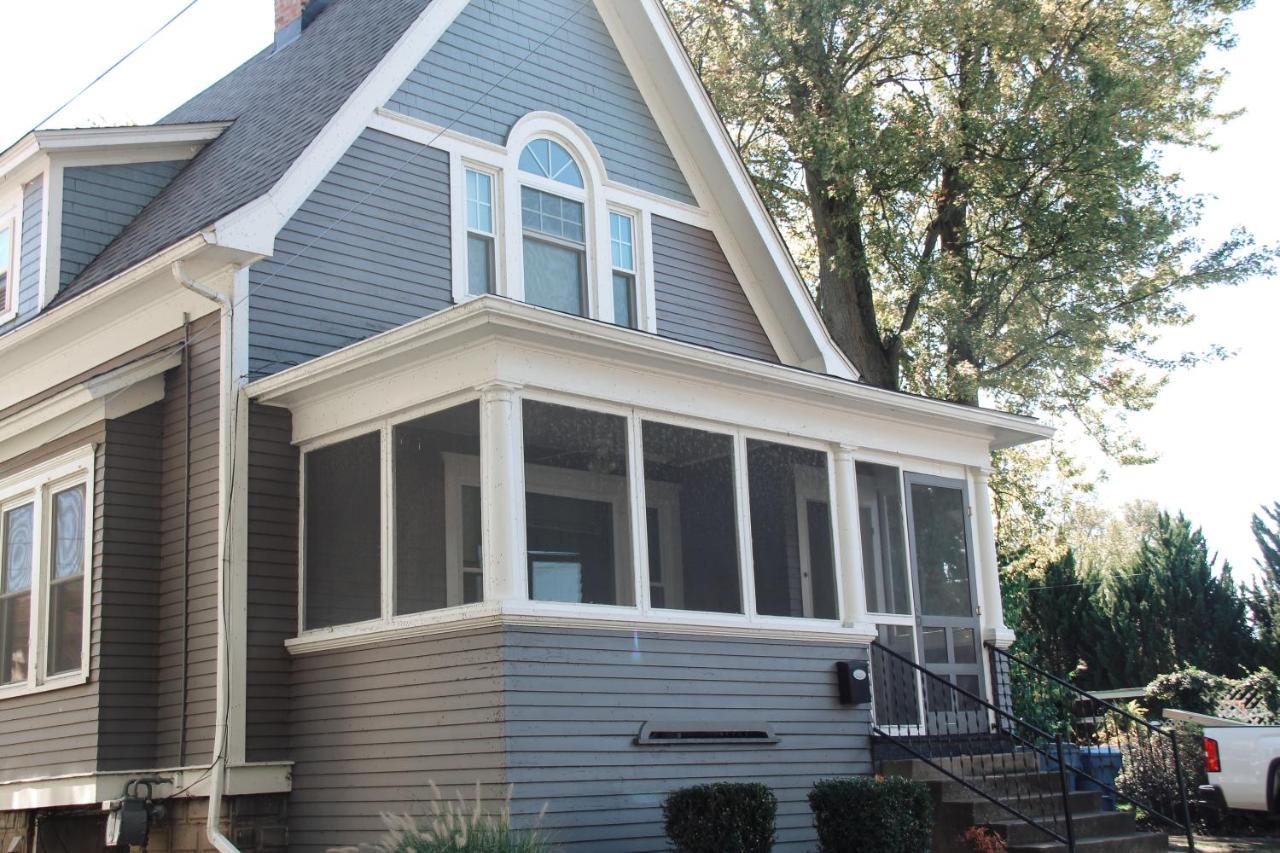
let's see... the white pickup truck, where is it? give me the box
[1167,709,1280,814]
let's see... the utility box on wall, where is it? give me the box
[835,660,873,706]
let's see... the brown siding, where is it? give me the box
[97,403,165,770]
[245,403,298,761]
[155,316,222,766]
[287,628,507,852]
[0,425,104,783]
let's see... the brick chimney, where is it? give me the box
[275,0,330,50]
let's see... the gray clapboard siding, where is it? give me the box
[248,129,452,379]
[287,629,508,853]
[245,403,298,762]
[96,404,165,771]
[0,177,44,336]
[154,317,222,766]
[503,628,870,853]
[651,215,779,363]
[0,424,105,784]
[387,0,695,205]
[59,161,185,289]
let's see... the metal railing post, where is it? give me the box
[1055,734,1077,852]
[1169,729,1196,852]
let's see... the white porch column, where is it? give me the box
[972,466,1015,648]
[833,446,877,641]
[480,382,526,603]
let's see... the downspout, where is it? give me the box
[171,262,241,853]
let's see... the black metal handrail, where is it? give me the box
[871,641,1077,849]
[989,643,1195,850]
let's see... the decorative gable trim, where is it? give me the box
[212,0,858,379]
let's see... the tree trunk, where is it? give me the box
[806,164,900,390]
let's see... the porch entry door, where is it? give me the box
[903,473,985,734]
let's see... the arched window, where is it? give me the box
[519,139,584,188]
[518,138,589,316]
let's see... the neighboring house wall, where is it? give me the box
[0,177,45,336]
[154,317,222,766]
[245,403,298,762]
[503,629,870,853]
[248,129,452,379]
[651,216,779,363]
[59,161,186,289]
[0,424,105,784]
[388,0,696,205]
[96,403,165,771]
[287,628,508,852]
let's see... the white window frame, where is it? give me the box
[440,112,661,332]
[608,207,641,329]
[454,160,502,303]
[0,193,20,327]
[0,446,94,700]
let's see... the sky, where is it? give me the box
[1,1,1276,576]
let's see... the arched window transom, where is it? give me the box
[519,139,584,189]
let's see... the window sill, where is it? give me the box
[286,600,878,655]
[0,670,89,702]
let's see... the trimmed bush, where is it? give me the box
[809,776,932,853]
[662,782,777,853]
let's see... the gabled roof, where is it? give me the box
[55,0,436,305]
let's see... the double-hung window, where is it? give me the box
[609,212,637,328]
[465,168,496,296]
[0,215,14,319]
[519,140,588,317]
[0,450,92,694]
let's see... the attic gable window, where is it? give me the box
[519,138,584,188]
[519,139,589,316]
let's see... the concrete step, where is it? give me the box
[993,810,1137,845]
[880,750,1040,778]
[1006,831,1168,852]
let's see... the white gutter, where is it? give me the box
[171,261,240,853]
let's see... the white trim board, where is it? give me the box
[0,761,292,811]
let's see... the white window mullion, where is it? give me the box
[626,412,649,614]
[732,433,757,621]
[381,424,394,621]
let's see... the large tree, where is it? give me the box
[1246,503,1280,669]
[667,0,1272,439]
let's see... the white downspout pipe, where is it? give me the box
[172,262,241,853]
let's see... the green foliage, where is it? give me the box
[662,783,777,853]
[667,0,1275,445]
[1143,667,1230,716]
[378,784,553,853]
[1246,504,1280,670]
[1094,512,1255,686]
[808,777,932,853]
[1114,723,1206,822]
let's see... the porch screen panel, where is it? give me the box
[522,401,632,606]
[304,432,381,629]
[394,401,482,614]
[746,440,837,619]
[909,482,974,617]
[641,421,741,614]
[856,462,912,615]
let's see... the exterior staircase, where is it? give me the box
[880,752,1169,852]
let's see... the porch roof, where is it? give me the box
[246,296,1054,452]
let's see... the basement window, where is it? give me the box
[636,720,778,746]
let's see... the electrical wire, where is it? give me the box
[16,0,204,140]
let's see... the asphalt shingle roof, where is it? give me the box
[56,0,436,304]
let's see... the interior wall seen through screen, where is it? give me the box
[305,431,381,629]
[523,400,633,606]
[909,482,974,618]
[642,421,741,614]
[394,401,482,614]
[746,439,838,620]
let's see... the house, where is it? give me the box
[0,0,1055,850]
